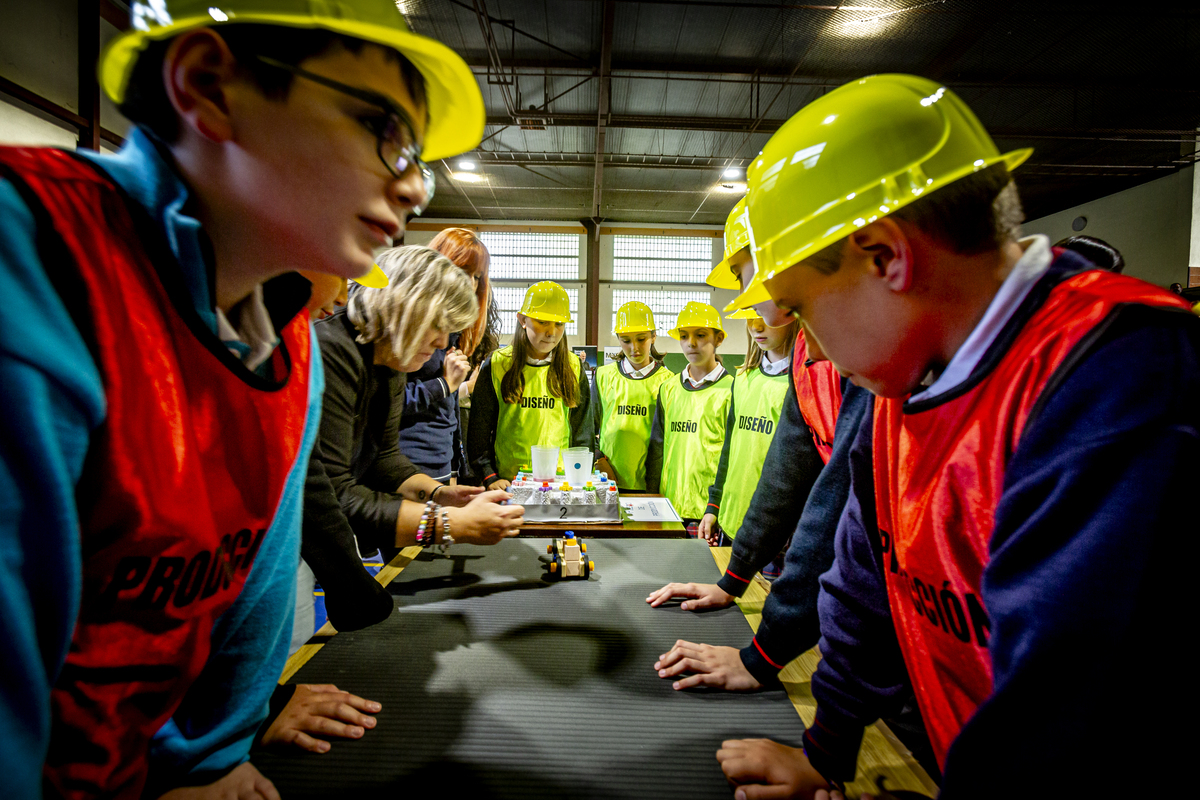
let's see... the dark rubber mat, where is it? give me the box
[255,538,806,799]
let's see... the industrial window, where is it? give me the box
[493,285,580,337]
[479,231,580,281]
[612,235,714,283]
[611,289,711,338]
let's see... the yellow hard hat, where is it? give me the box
[614,301,656,334]
[668,301,724,340]
[351,263,388,288]
[705,197,750,290]
[519,281,573,323]
[728,73,1032,311]
[726,307,760,320]
[100,0,484,162]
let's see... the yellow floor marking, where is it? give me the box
[708,547,939,797]
[278,546,423,684]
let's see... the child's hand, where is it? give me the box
[487,478,512,491]
[595,456,616,481]
[645,581,734,611]
[716,738,831,800]
[464,363,482,397]
[697,513,720,545]
[258,684,380,753]
[654,641,763,691]
[447,490,523,544]
[156,762,279,800]
[434,483,484,507]
[442,348,471,393]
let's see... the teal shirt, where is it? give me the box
[0,129,324,796]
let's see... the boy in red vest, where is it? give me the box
[0,1,482,797]
[718,74,1196,797]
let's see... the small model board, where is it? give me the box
[541,533,594,580]
[510,472,623,524]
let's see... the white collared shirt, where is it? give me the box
[909,235,1053,404]
[527,355,553,366]
[761,352,790,376]
[685,363,726,388]
[215,284,279,372]
[621,358,657,378]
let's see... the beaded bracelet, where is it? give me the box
[415,500,441,546]
[438,507,454,554]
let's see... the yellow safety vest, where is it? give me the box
[658,370,733,519]
[717,365,791,538]
[489,346,581,480]
[595,360,675,490]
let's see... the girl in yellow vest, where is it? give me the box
[594,302,676,489]
[467,281,593,489]
[698,309,800,549]
[646,302,734,530]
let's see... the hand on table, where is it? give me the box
[716,738,830,800]
[258,683,380,753]
[448,490,523,544]
[697,513,720,546]
[434,483,484,507]
[156,762,279,800]
[645,581,734,611]
[442,348,471,393]
[655,640,762,691]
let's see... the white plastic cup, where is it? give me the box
[563,447,593,486]
[531,445,560,480]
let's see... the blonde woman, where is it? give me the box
[304,246,523,633]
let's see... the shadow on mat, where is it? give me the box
[493,622,635,680]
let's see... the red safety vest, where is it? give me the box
[872,263,1190,769]
[792,330,843,463]
[0,147,312,799]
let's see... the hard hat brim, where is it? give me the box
[725,274,771,313]
[726,307,760,320]
[521,311,574,324]
[613,326,656,334]
[704,255,742,290]
[99,15,484,162]
[668,323,725,340]
[351,263,389,288]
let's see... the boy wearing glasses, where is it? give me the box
[0,1,481,798]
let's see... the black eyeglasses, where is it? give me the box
[256,55,435,215]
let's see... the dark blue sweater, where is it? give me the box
[399,333,464,480]
[804,288,1199,795]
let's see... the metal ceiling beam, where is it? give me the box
[484,113,1200,142]
[477,153,749,169]
[465,60,1200,94]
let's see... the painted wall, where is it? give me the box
[1023,166,1194,289]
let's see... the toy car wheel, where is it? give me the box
[580,542,587,553]
[582,559,590,578]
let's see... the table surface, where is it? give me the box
[517,493,685,538]
[274,544,939,799]
[258,539,805,798]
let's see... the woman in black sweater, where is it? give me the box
[303,246,523,631]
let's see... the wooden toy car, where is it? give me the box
[543,532,593,580]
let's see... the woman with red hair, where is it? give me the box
[399,227,499,482]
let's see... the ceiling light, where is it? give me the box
[722,167,741,179]
[458,160,477,171]
[452,172,487,183]
[716,182,747,194]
